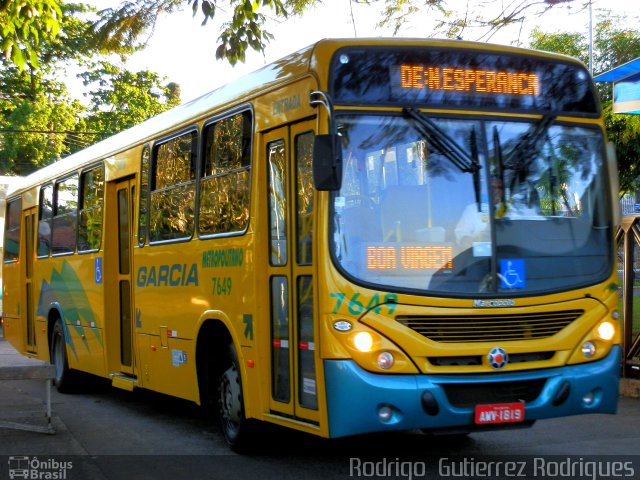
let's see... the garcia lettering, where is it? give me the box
[137,264,199,287]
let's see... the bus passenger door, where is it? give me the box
[264,120,320,424]
[106,178,136,377]
[21,208,37,353]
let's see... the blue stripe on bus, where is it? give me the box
[324,347,621,438]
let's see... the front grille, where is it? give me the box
[428,351,555,367]
[398,310,583,343]
[442,379,546,408]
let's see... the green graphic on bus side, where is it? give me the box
[329,292,398,315]
[243,314,253,340]
[37,260,103,359]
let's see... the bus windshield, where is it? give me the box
[330,113,613,295]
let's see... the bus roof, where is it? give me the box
[8,38,583,196]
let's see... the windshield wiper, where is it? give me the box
[403,107,482,209]
[505,115,555,185]
[493,126,507,207]
[492,115,555,212]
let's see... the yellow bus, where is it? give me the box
[2,38,621,451]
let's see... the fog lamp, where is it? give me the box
[583,391,595,406]
[581,341,596,358]
[378,405,393,422]
[596,321,615,341]
[377,351,395,370]
[354,332,373,352]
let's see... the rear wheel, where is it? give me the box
[218,343,256,452]
[51,320,75,393]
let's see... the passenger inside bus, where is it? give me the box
[37,221,51,257]
[454,175,504,249]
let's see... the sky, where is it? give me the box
[85,0,639,104]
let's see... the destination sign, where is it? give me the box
[366,244,453,272]
[398,65,541,97]
[330,46,599,115]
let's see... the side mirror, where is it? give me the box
[313,134,342,191]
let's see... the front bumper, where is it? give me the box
[324,346,621,438]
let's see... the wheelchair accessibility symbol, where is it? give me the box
[499,259,525,289]
[95,257,103,284]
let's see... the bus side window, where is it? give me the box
[199,111,252,236]
[149,130,197,242]
[78,165,104,252]
[4,197,22,262]
[295,131,314,265]
[38,185,53,257]
[138,145,150,246]
[52,175,78,255]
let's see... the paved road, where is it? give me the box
[1,332,639,480]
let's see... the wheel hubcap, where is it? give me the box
[54,334,64,381]
[220,365,241,429]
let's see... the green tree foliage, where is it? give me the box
[80,62,182,135]
[0,90,85,174]
[528,13,640,195]
[0,4,181,175]
[607,113,640,195]
[0,2,138,70]
[529,30,586,61]
[0,0,62,69]
[92,0,585,65]
[0,4,114,175]
[91,0,311,65]
[1,0,589,68]
[380,0,577,41]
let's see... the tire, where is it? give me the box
[218,343,256,452]
[51,319,75,393]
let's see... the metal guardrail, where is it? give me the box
[616,215,640,378]
[0,364,55,434]
[620,195,640,216]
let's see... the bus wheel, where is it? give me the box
[218,344,254,452]
[51,320,75,393]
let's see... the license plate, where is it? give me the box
[474,402,525,425]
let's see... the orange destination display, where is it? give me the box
[366,245,454,272]
[399,65,541,97]
[331,46,599,115]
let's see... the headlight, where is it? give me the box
[353,331,374,352]
[596,321,615,341]
[327,316,419,373]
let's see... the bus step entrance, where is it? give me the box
[110,373,138,391]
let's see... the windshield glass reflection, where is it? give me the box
[330,114,612,296]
